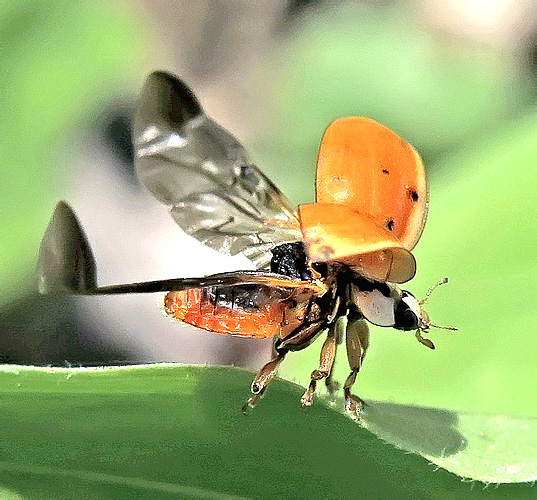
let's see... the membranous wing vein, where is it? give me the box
[134,72,301,269]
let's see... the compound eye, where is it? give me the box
[394,301,419,331]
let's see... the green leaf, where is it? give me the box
[0,364,534,498]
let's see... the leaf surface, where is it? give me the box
[0,364,534,498]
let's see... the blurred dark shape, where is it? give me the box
[144,1,286,85]
[191,1,230,77]
[285,0,324,20]
[100,106,137,185]
[530,40,537,83]
[283,0,398,27]
[0,295,129,366]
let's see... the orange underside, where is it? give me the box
[164,288,312,339]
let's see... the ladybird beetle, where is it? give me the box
[38,71,456,417]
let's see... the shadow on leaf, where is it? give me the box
[361,400,467,457]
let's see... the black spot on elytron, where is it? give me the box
[408,189,419,202]
[382,169,390,175]
[386,218,395,231]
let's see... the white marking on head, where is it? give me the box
[352,286,395,327]
[402,294,421,320]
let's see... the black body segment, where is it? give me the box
[270,242,313,280]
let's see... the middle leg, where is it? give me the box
[300,316,345,408]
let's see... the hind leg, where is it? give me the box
[242,351,287,414]
[243,320,326,413]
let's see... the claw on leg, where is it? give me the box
[241,390,264,414]
[344,389,365,418]
[300,387,314,409]
[343,370,365,418]
[301,369,329,408]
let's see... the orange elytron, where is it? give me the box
[38,71,455,417]
[316,117,428,249]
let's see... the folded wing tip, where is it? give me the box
[139,70,203,127]
[38,202,97,295]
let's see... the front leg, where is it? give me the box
[343,311,370,419]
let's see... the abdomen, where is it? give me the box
[164,284,315,339]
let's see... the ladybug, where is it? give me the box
[38,71,456,417]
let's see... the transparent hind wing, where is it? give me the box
[133,71,301,269]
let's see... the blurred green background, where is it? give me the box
[1,0,536,422]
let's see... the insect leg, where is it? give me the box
[276,321,325,352]
[300,316,344,408]
[324,315,344,397]
[343,310,370,419]
[241,351,287,414]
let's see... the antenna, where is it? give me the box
[419,277,459,332]
[429,322,458,331]
[420,277,449,305]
